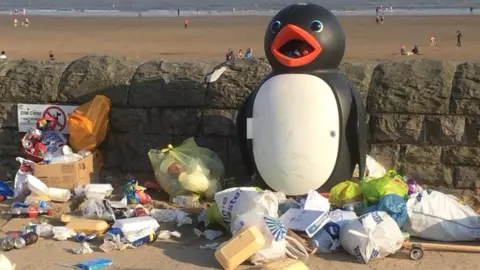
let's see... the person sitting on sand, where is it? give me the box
[380,15,384,24]
[13,18,18,27]
[226,49,235,62]
[430,36,436,47]
[49,51,55,61]
[0,51,7,60]
[237,49,244,59]
[400,45,407,55]
[245,48,253,58]
[375,16,380,24]
[25,18,29,27]
[411,45,419,55]
[184,19,189,29]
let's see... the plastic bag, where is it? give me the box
[313,210,357,253]
[148,138,224,199]
[353,155,387,179]
[13,157,35,198]
[329,181,363,207]
[68,95,111,152]
[340,211,404,264]
[403,190,480,241]
[376,194,407,227]
[124,180,151,204]
[361,170,407,205]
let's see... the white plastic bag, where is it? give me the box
[214,187,277,225]
[13,157,36,198]
[340,211,404,264]
[0,254,15,270]
[225,188,285,264]
[353,155,386,179]
[313,210,357,253]
[404,190,480,241]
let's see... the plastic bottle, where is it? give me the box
[10,206,53,218]
[43,145,54,164]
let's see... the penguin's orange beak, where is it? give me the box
[271,24,322,67]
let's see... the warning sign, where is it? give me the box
[17,104,78,134]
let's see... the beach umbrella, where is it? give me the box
[263,215,287,241]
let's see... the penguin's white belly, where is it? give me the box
[251,74,340,196]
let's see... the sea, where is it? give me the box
[0,0,478,17]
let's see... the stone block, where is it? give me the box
[401,163,453,186]
[367,60,456,114]
[401,145,442,164]
[425,116,465,145]
[202,109,237,136]
[370,114,424,143]
[464,116,480,146]
[114,134,172,172]
[442,147,480,166]
[206,58,272,108]
[339,61,376,105]
[57,55,137,105]
[147,108,202,136]
[369,144,400,170]
[109,107,148,133]
[454,167,480,189]
[129,60,214,107]
[0,103,17,128]
[450,62,480,115]
[0,59,66,103]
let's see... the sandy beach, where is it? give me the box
[0,15,480,63]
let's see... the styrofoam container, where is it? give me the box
[27,174,49,196]
[111,216,160,234]
[48,187,72,202]
[84,184,114,199]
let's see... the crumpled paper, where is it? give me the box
[157,230,182,240]
[193,228,223,240]
[100,234,135,253]
[150,209,192,227]
[71,242,94,254]
[53,227,77,241]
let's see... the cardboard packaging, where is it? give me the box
[279,209,330,238]
[34,154,99,189]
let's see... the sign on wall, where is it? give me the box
[17,104,78,134]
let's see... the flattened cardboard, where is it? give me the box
[34,154,99,189]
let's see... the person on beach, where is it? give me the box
[400,45,407,55]
[226,49,235,62]
[470,7,474,14]
[49,51,55,61]
[237,49,244,59]
[24,18,29,27]
[376,7,379,16]
[380,15,385,24]
[13,18,18,27]
[457,30,462,47]
[178,9,180,16]
[375,15,380,24]
[411,45,419,55]
[184,19,189,29]
[0,51,7,60]
[245,48,253,58]
[430,36,436,46]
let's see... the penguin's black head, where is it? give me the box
[265,3,345,72]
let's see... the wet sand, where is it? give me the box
[0,15,479,63]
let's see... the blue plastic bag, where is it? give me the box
[0,181,14,199]
[377,194,407,227]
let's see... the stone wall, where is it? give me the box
[1,55,479,190]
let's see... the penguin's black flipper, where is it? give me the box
[236,93,256,182]
[350,85,367,179]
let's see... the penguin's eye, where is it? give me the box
[310,20,324,33]
[270,21,282,33]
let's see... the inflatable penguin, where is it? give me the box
[236,3,367,196]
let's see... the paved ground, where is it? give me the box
[2,216,480,270]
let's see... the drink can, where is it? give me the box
[76,233,87,242]
[131,233,157,247]
[1,235,15,251]
[14,232,38,249]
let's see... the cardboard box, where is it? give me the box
[34,154,99,189]
[279,209,330,238]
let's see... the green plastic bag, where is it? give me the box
[329,180,363,207]
[361,170,408,205]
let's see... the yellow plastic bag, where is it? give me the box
[148,137,224,200]
[361,170,408,205]
[68,95,111,152]
[329,180,363,207]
